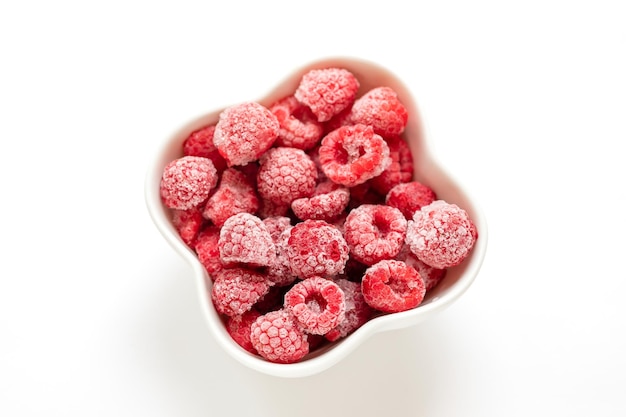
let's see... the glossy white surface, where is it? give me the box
[1,0,625,415]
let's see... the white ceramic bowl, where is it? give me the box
[145,57,488,378]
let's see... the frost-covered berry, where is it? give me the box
[218,213,276,267]
[203,167,259,226]
[182,124,227,172]
[294,67,359,122]
[256,146,318,206]
[343,204,408,266]
[213,102,279,166]
[270,95,324,150]
[250,309,310,363]
[171,206,204,246]
[211,267,271,317]
[361,259,425,313]
[291,181,350,221]
[160,156,218,210]
[226,309,262,354]
[369,136,414,195]
[396,244,447,292]
[284,277,346,335]
[325,278,373,341]
[318,124,391,187]
[405,200,477,269]
[194,225,228,278]
[348,86,408,138]
[385,181,437,219]
[285,220,349,278]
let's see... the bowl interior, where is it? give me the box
[145,57,488,378]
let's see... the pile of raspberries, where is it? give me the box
[159,67,478,364]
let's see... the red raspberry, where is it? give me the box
[211,267,271,317]
[294,67,359,122]
[405,200,477,269]
[263,219,297,287]
[160,156,218,210]
[348,86,408,138]
[347,182,385,210]
[396,244,447,292]
[182,124,228,172]
[385,181,437,219]
[318,124,391,187]
[270,95,324,151]
[250,309,310,364]
[369,136,414,195]
[171,206,204,246]
[213,102,279,166]
[257,198,291,219]
[218,213,276,267]
[343,204,408,266]
[284,277,346,335]
[194,225,229,278]
[291,181,350,222]
[285,220,349,279]
[256,147,317,206]
[203,167,259,227]
[325,278,373,341]
[361,259,426,313]
[226,309,261,354]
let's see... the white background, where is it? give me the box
[1,1,625,416]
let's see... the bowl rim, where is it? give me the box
[144,56,488,378]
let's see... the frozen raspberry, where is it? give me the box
[160,156,218,210]
[386,181,437,219]
[203,168,259,227]
[226,309,261,354]
[405,200,477,269]
[182,124,228,172]
[250,309,310,364]
[213,102,279,167]
[369,136,414,195]
[294,67,360,122]
[264,221,298,287]
[291,181,350,221]
[284,277,346,335]
[257,198,291,219]
[194,225,228,278]
[349,86,408,138]
[361,259,425,313]
[218,213,276,267]
[396,244,447,292]
[270,95,324,150]
[318,124,391,187]
[325,278,373,341]
[171,206,204,246]
[286,220,350,279]
[256,147,317,206]
[211,267,271,317]
[343,204,408,266]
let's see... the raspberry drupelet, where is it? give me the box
[160,156,218,210]
[385,181,437,219]
[203,167,259,227]
[211,267,272,317]
[361,259,426,313]
[324,278,373,342]
[348,86,409,138]
[343,204,408,266]
[182,124,228,172]
[405,200,477,269]
[218,212,276,267]
[213,102,279,167]
[369,135,414,195]
[291,181,350,222]
[284,277,346,335]
[270,95,324,151]
[318,124,391,187]
[250,309,310,364]
[256,146,318,206]
[294,67,360,122]
[226,309,261,354]
[285,219,350,279]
